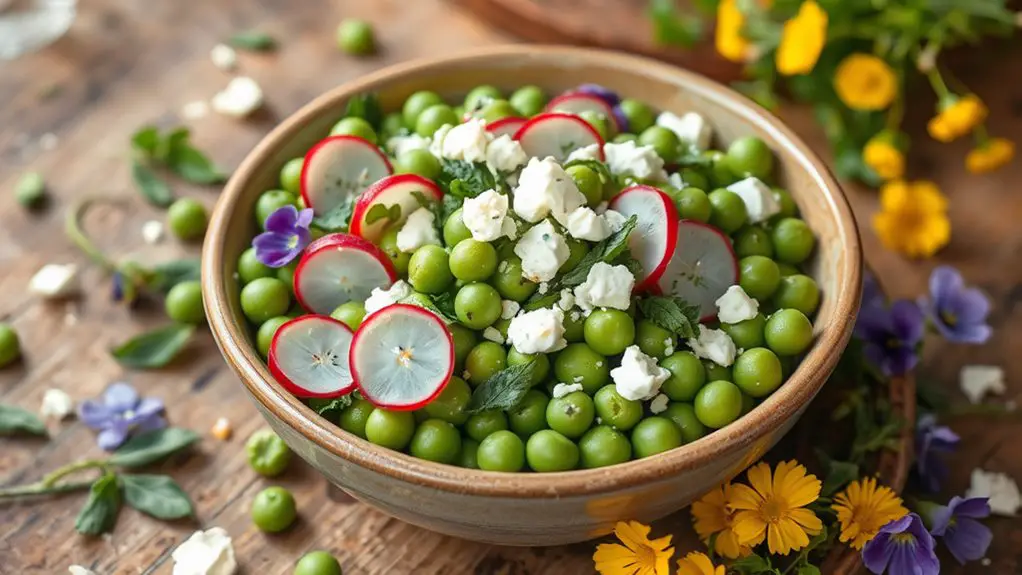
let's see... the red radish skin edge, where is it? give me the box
[299,135,394,212]
[268,315,356,399]
[674,219,740,323]
[348,174,443,240]
[610,185,680,293]
[485,116,526,135]
[293,233,398,313]
[349,304,455,411]
[512,112,607,161]
[546,92,625,132]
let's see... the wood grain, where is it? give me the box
[0,0,1018,573]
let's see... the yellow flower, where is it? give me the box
[863,135,905,181]
[832,477,908,550]
[691,483,752,559]
[715,0,750,62]
[776,0,828,75]
[927,95,988,143]
[966,137,1015,174]
[834,54,897,111]
[593,521,674,575]
[676,552,726,575]
[872,180,950,258]
[729,460,823,555]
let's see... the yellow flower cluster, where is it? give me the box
[862,133,905,181]
[593,520,674,575]
[834,54,898,111]
[872,180,950,258]
[966,137,1015,174]
[927,95,987,143]
[832,477,908,550]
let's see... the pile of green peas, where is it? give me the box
[237,83,821,473]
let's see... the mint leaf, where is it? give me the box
[308,395,353,417]
[343,93,383,131]
[544,215,638,293]
[637,295,700,339]
[75,475,121,535]
[729,553,774,574]
[648,0,703,48]
[0,404,48,436]
[399,293,459,324]
[313,194,356,232]
[147,259,201,294]
[110,428,200,468]
[131,161,174,207]
[821,460,860,496]
[467,360,537,413]
[364,203,401,226]
[168,144,227,185]
[131,126,161,157]
[228,30,277,51]
[438,159,498,198]
[111,324,196,369]
[562,158,613,186]
[121,474,194,519]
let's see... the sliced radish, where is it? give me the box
[269,314,355,399]
[657,220,739,322]
[350,304,454,410]
[300,135,393,216]
[546,92,623,131]
[485,116,527,138]
[513,112,605,162]
[294,233,396,315]
[349,174,442,244]
[609,185,679,292]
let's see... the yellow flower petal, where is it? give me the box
[832,477,908,550]
[928,95,988,143]
[966,138,1015,174]
[834,54,897,111]
[863,137,905,181]
[776,0,828,75]
[677,552,726,575]
[615,521,653,553]
[594,522,675,575]
[873,180,951,258]
[715,0,750,62]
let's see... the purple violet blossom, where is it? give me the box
[862,271,885,309]
[854,299,925,376]
[930,496,993,564]
[862,513,940,575]
[576,83,620,107]
[253,205,314,268]
[919,266,992,344]
[78,382,166,450]
[915,414,960,492]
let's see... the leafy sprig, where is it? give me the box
[467,360,537,413]
[129,126,228,207]
[637,295,701,339]
[437,159,504,198]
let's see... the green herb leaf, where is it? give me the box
[109,428,200,468]
[147,259,201,294]
[227,30,277,51]
[0,404,48,436]
[168,144,228,185]
[467,360,537,413]
[637,296,700,339]
[543,215,637,295]
[797,565,821,575]
[562,158,613,185]
[312,194,356,232]
[343,93,383,131]
[131,126,161,157]
[821,460,859,496]
[440,194,464,224]
[75,474,121,535]
[120,474,194,519]
[438,160,498,199]
[131,161,174,208]
[364,203,401,226]
[729,553,775,574]
[398,293,459,324]
[308,395,353,417]
[648,0,704,48]
[15,172,46,209]
[111,323,195,369]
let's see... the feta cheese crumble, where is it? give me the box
[436,119,491,163]
[573,262,635,311]
[211,77,263,118]
[40,388,74,420]
[603,209,628,232]
[557,288,576,311]
[688,325,737,367]
[959,365,1006,404]
[512,157,586,224]
[566,143,601,162]
[716,285,760,324]
[364,280,412,315]
[603,140,667,181]
[142,220,165,244]
[396,207,441,253]
[482,327,505,344]
[500,300,521,320]
[967,469,1021,516]
[514,220,569,282]
[29,263,79,299]
[667,172,686,190]
[552,382,584,399]
[181,100,210,120]
[726,177,781,224]
[210,44,237,71]
[656,111,712,151]
[462,189,516,242]
[172,527,237,575]
[485,135,528,173]
[69,567,96,575]
[385,134,431,157]
[611,346,671,401]
[565,206,612,242]
[506,307,567,354]
[649,393,670,414]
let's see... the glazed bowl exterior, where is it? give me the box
[202,45,862,546]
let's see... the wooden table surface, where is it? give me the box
[1,1,1019,573]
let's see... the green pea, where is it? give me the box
[251,486,297,532]
[635,319,674,359]
[579,425,632,468]
[567,165,604,208]
[376,225,411,277]
[583,309,635,356]
[739,255,781,300]
[394,148,441,180]
[15,172,46,209]
[509,390,550,437]
[722,313,767,350]
[454,283,502,329]
[381,112,406,138]
[773,274,820,316]
[465,341,507,387]
[704,150,737,188]
[238,247,274,284]
[660,351,705,402]
[725,136,774,180]
[330,301,366,331]
[448,324,477,371]
[733,347,783,398]
[240,277,291,324]
[167,198,208,241]
[409,419,462,464]
[612,133,638,144]
[457,437,480,469]
[771,187,799,219]
[257,316,289,358]
[415,104,459,137]
[336,19,375,55]
[162,280,204,324]
[675,187,712,223]
[492,257,538,302]
[594,385,642,431]
[402,91,444,130]
[365,409,416,450]
[578,110,613,141]
[294,551,343,575]
[421,376,471,425]
[508,85,546,117]
[465,410,509,442]
[255,190,298,229]
[618,99,655,133]
[771,218,815,265]
[246,428,292,476]
[707,189,747,234]
[777,262,800,277]
[631,416,683,458]
[477,100,519,123]
[441,208,472,247]
[703,360,732,383]
[330,117,377,143]
[449,239,498,282]
[562,310,585,342]
[526,429,579,472]
[338,398,376,438]
[553,343,609,395]
[733,226,774,258]
[507,348,550,386]
[408,244,453,294]
[694,380,743,429]
[662,403,706,444]
[764,309,814,356]
[464,85,503,112]
[678,168,710,192]
[277,262,298,291]
[545,391,595,439]
[477,430,526,472]
[638,126,680,162]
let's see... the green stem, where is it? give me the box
[41,459,109,488]
[925,69,951,99]
[66,197,122,273]
[940,402,1020,419]
[0,480,95,500]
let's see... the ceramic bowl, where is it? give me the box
[202,45,862,546]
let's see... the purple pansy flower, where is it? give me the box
[862,513,940,575]
[862,271,885,309]
[915,414,960,492]
[930,496,993,564]
[919,266,992,344]
[854,299,925,376]
[78,382,166,450]
[253,205,314,268]
[576,83,620,107]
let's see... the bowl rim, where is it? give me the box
[203,44,862,498]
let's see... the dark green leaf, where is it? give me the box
[637,296,700,339]
[438,160,498,199]
[648,0,704,48]
[131,161,174,208]
[467,360,537,413]
[729,553,775,574]
[120,474,194,519]
[821,460,859,496]
[399,293,459,324]
[131,126,161,157]
[427,292,457,319]
[312,194,356,232]
[440,194,464,224]
[542,215,637,295]
[75,474,121,535]
[146,259,201,294]
[110,428,200,468]
[0,404,48,436]
[308,395,353,417]
[804,524,829,554]
[228,30,277,51]
[562,158,613,186]
[168,145,227,185]
[343,93,383,131]
[111,324,195,369]
[156,127,191,164]
[797,565,821,575]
